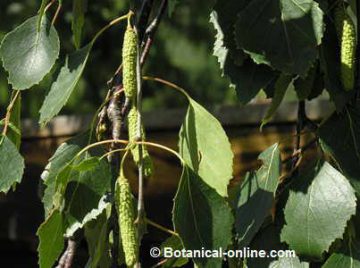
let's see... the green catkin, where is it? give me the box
[341,14,356,91]
[122,25,138,99]
[116,173,138,267]
[334,6,357,91]
[127,106,154,178]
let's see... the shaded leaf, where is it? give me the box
[84,204,112,268]
[0,135,24,193]
[235,0,324,75]
[281,162,357,259]
[39,44,92,125]
[211,1,249,67]
[161,236,188,267]
[173,166,233,267]
[66,195,111,237]
[322,239,360,268]
[318,105,360,194]
[72,0,87,48]
[269,256,309,268]
[41,133,89,217]
[235,144,281,248]
[0,16,59,90]
[63,157,111,235]
[211,11,277,104]
[247,224,284,268]
[179,98,233,197]
[294,64,317,101]
[37,210,65,268]
[72,156,99,171]
[261,74,293,128]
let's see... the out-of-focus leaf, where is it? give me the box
[0,16,59,90]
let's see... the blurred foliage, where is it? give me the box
[0,0,236,119]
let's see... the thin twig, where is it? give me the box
[140,0,168,65]
[136,0,155,42]
[146,218,179,237]
[44,0,56,13]
[143,76,190,98]
[292,101,305,168]
[51,3,62,25]
[151,258,168,268]
[2,90,20,136]
[135,25,145,268]
[281,137,318,164]
[75,139,184,165]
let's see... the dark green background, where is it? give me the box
[0,0,236,119]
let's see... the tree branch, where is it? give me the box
[140,0,168,65]
[55,239,77,268]
[136,0,155,42]
[1,90,20,137]
[282,137,319,164]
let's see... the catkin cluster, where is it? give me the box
[122,24,154,177]
[334,6,357,91]
[116,174,138,267]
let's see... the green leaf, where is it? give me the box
[210,11,277,104]
[72,156,100,171]
[261,74,293,129]
[294,64,318,101]
[173,166,234,267]
[318,105,360,194]
[37,210,65,268]
[39,43,92,125]
[0,16,60,90]
[0,135,24,193]
[280,162,357,259]
[161,236,189,267]
[72,0,87,48]
[66,195,111,237]
[269,256,309,268]
[7,93,22,149]
[322,240,360,268]
[247,224,284,268]
[41,133,89,217]
[235,0,324,75]
[211,1,248,67]
[179,98,233,197]
[235,144,281,248]
[63,157,111,235]
[84,204,112,268]
[320,17,355,111]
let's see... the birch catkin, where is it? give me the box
[122,25,138,99]
[116,173,138,267]
[335,6,357,91]
[127,106,154,178]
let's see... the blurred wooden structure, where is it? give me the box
[0,100,332,266]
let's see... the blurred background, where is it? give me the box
[0,0,329,267]
[0,0,238,118]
